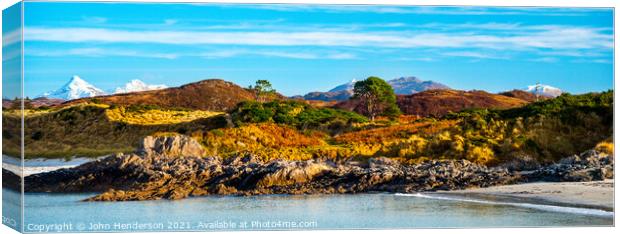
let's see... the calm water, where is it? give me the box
[2,188,613,232]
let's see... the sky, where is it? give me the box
[2,2,614,98]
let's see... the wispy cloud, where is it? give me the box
[571,58,612,64]
[529,57,558,63]
[441,51,508,60]
[3,29,21,46]
[27,47,178,59]
[200,49,356,60]
[26,47,356,61]
[24,25,612,52]
[217,5,600,16]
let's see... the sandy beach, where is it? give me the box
[443,180,614,211]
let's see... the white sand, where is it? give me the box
[445,180,614,210]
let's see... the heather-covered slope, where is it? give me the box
[64,79,277,112]
[336,89,528,118]
[499,89,546,102]
[396,90,528,117]
[2,104,228,158]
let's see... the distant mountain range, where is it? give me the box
[25,75,565,116]
[38,76,168,100]
[302,76,450,101]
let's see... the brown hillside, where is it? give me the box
[65,79,279,112]
[499,89,549,102]
[335,89,528,118]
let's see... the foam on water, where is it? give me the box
[395,193,613,218]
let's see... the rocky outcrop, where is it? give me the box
[526,149,614,182]
[9,135,613,202]
[19,151,517,201]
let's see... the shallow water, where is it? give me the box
[2,154,101,176]
[2,188,613,232]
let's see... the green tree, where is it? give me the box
[353,76,401,120]
[249,80,276,102]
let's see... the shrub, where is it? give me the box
[230,100,367,133]
[595,141,614,156]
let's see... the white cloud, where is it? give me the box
[220,5,595,16]
[27,47,178,59]
[2,29,21,46]
[529,57,558,63]
[200,49,356,60]
[572,59,612,64]
[441,51,508,59]
[24,26,612,52]
[539,50,604,57]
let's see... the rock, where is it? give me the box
[211,184,238,195]
[527,148,614,182]
[368,157,400,169]
[559,155,580,165]
[138,134,206,157]
[497,155,536,171]
[256,160,332,187]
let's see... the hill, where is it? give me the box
[335,89,528,117]
[2,97,65,109]
[396,90,528,117]
[2,104,228,158]
[303,90,352,101]
[64,79,278,112]
[499,89,547,102]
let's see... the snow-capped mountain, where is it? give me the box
[525,84,562,97]
[39,75,106,100]
[114,79,167,94]
[329,79,358,92]
[303,76,450,101]
[388,77,450,94]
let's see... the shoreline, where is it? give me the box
[439,180,614,211]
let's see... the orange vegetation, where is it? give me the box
[334,119,457,144]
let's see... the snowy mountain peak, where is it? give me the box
[39,75,106,100]
[114,79,168,94]
[329,79,358,92]
[525,84,562,97]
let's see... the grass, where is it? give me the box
[105,106,223,125]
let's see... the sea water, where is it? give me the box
[2,188,613,232]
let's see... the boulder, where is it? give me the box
[138,134,206,157]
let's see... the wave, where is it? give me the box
[2,163,81,177]
[395,193,613,218]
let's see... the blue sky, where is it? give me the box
[3,2,614,98]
